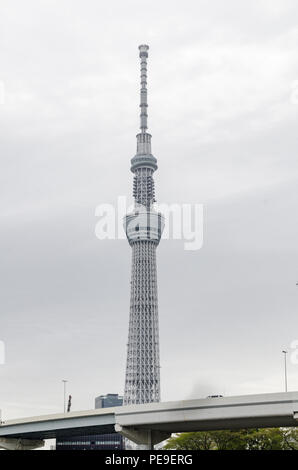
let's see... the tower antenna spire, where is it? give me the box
[139,45,149,133]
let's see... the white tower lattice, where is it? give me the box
[123,45,164,405]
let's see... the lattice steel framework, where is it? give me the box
[123,45,164,405]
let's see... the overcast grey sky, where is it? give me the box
[1,0,298,422]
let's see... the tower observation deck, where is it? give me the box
[123,45,164,405]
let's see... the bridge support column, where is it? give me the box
[0,438,45,450]
[115,424,170,449]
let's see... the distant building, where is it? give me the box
[56,393,124,450]
[95,393,123,409]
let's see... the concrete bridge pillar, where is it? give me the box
[0,438,44,450]
[115,424,170,450]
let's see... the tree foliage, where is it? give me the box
[164,428,298,450]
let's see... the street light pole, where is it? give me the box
[62,380,68,413]
[282,351,288,393]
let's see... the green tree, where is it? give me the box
[164,428,298,450]
[243,428,284,450]
[163,432,214,450]
[283,428,298,450]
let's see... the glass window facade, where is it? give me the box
[56,394,124,451]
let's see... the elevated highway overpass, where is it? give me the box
[1,392,298,449]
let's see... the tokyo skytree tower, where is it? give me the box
[123,45,164,405]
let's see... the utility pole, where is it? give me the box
[62,380,68,413]
[282,351,288,392]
